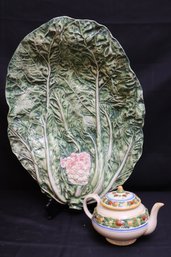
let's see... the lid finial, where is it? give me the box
[117,185,124,193]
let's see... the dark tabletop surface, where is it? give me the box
[0,189,170,257]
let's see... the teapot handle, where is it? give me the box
[83,194,100,219]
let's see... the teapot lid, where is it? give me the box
[101,186,141,210]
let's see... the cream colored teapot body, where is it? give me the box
[83,186,164,246]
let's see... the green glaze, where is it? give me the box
[6,17,145,209]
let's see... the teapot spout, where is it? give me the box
[144,202,164,235]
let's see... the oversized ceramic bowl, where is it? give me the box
[6,16,145,209]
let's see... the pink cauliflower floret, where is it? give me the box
[60,152,91,185]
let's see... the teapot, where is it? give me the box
[83,186,164,246]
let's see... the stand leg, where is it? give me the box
[45,198,62,219]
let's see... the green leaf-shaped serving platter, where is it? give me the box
[6,16,145,209]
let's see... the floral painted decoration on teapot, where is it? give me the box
[101,186,141,210]
[93,208,149,229]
